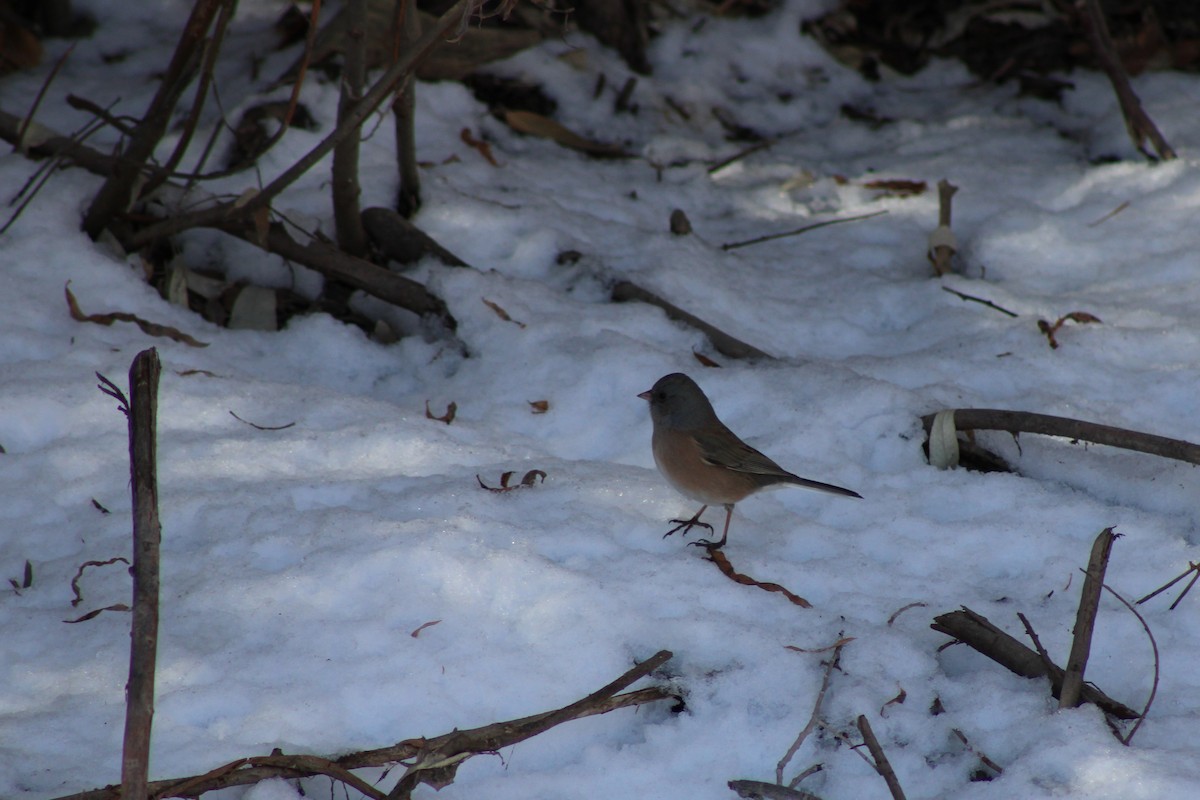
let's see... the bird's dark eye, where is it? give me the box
[655,391,665,401]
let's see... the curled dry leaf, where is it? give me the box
[704,548,812,608]
[880,686,907,716]
[229,410,296,431]
[91,498,111,514]
[476,469,547,493]
[528,400,549,414]
[64,603,130,623]
[503,110,630,157]
[69,557,130,607]
[411,619,442,638]
[692,351,721,368]
[65,282,209,347]
[482,298,526,328]
[1038,311,1102,349]
[425,400,457,425]
[460,128,499,166]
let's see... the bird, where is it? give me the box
[639,372,861,549]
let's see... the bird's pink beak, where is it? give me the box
[637,389,651,400]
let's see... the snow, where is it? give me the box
[2,0,1200,798]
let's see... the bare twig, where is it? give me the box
[1076,0,1175,161]
[332,0,368,255]
[119,349,163,800]
[920,409,1200,466]
[392,0,423,216]
[15,42,75,154]
[82,0,227,238]
[950,729,1003,775]
[141,0,237,198]
[611,280,773,360]
[777,639,846,785]
[126,0,484,250]
[728,779,825,800]
[51,684,673,800]
[721,210,887,251]
[1061,528,1116,708]
[1137,561,1200,608]
[1100,583,1158,745]
[941,286,1018,317]
[931,607,1139,719]
[855,715,906,800]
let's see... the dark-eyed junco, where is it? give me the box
[639,372,861,549]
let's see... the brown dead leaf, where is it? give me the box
[410,619,442,638]
[65,282,208,347]
[460,128,499,166]
[704,549,812,608]
[528,400,549,414]
[503,110,630,157]
[692,351,721,368]
[862,178,927,197]
[425,400,457,425]
[881,686,907,716]
[64,604,130,623]
[476,469,547,493]
[91,498,110,514]
[69,557,129,607]
[887,601,928,626]
[1038,311,1102,349]
[482,298,526,328]
[229,410,296,431]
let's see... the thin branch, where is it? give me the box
[126,0,482,250]
[611,280,773,360]
[1136,561,1200,608]
[1101,583,1158,745]
[855,715,906,800]
[51,684,673,800]
[332,0,369,255]
[931,607,1139,719]
[120,349,163,800]
[1076,0,1175,160]
[15,42,76,154]
[777,639,845,786]
[721,210,887,251]
[941,286,1018,318]
[920,408,1200,466]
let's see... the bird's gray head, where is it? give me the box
[638,373,718,430]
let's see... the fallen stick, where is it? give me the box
[1060,528,1116,708]
[611,280,773,360]
[50,665,675,800]
[856,715,906,800]
[920,408,1200,466]
[931,607,1139,719]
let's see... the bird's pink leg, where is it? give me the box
[691,504,734,549]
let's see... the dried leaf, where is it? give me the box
[91,498,111,514]
[177,369,218,377]
[234,187,260,208]
[229,410,295,431]
[1038,311,1102,349]
[692,351,721,368]
[482,298,526,328]
[704,549,812,608]
[460,128,499,166]
[862,178,927,196]
[785,636,856,653]
[887,601,928,625]
[64,604,130,623]
[528,400,549,414]
[1063,311,1102,325]
[881,686,907,716]
[476,469,547,493]
[69,557,129,607]
[503,110,629,157]
[65,282,209,347]
[426,400,457,425]
[411,619,442,638]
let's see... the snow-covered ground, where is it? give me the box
[2,1,1200,798]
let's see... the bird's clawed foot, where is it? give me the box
[688,536,727,550]
[662,508,712,540]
